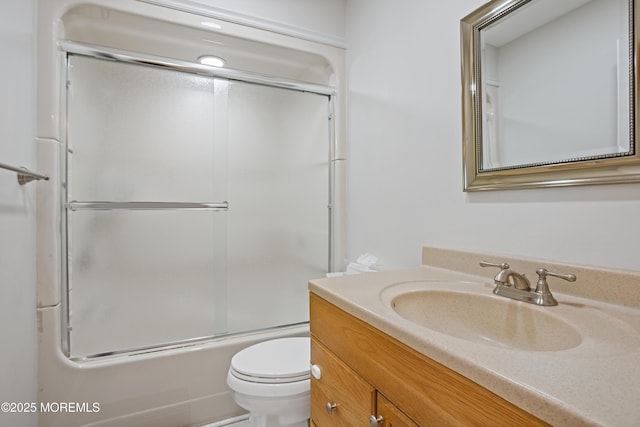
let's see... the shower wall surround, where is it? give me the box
[35,0,346,425]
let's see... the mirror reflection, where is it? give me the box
[461,0,640,191]
[479,0,631,170]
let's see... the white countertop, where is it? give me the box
[309,265,640,427]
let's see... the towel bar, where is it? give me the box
[66,201,229,211]
[0,161,49,185]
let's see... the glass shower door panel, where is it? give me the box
[66,56,228,357]
[66,56,226,202]
[225,82,330,333]
[68,210,227,357]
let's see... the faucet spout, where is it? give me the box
[493,269,531,290]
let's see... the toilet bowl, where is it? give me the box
[227,337,310,427]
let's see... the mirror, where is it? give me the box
[461,0,640,191]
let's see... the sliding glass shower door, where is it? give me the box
[65,55,330,358]
[225,81,330,333]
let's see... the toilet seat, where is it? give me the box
[229,337,310,384]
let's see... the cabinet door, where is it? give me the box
[374,393,419,427]
[310,338,375,426]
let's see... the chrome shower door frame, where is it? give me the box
[60,42,337,359]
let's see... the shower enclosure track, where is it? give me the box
[59,40,336,97]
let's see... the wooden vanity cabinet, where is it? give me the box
[309,293,549,427]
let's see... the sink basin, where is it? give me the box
[390,289,583,351]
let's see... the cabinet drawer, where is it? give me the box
[375,393,419,427]
[310,338,374,426]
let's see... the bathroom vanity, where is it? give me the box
[308,247,640,426]
[309,293,546,426]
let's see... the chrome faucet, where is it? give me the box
[480,261,576,306]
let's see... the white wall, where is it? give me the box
[0,0,38,426]
[345,0,640,273]
[188,0,346,42]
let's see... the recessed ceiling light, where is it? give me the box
[198,55,225,67]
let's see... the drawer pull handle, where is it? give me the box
[370,415,384,426]
[325,402,337,414]
[311,364,321,380]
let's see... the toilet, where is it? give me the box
[226,337,311,427]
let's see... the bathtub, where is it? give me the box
[37,303,309,427]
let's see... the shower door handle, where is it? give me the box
[67,201,229,211]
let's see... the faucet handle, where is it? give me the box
[535,268,576,283]
[479,260,510,270]
[534,268,576,306]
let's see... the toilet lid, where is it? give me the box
[230,337,310,384]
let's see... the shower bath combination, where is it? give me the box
[36,1,346,426]
[63,49,332,359]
